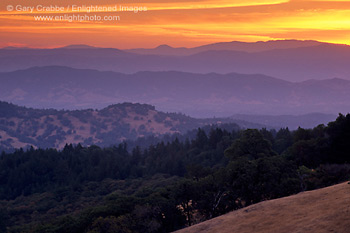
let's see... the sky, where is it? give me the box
[1,0,350,48]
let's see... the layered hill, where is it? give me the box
[0,101,337,152]
[230,113,336,130]
[0,66,349,117]
[176,182,350,233]
[1,40,350,81]
[0,101,217,151]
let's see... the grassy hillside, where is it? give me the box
[176,182,350,233]
[0,101,222,151]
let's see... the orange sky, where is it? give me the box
[1,0,350,48]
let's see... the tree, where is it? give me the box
[193,128,209,150]
[286,138,329,168]
[274,127,293,154]
[327,114,350,163]
[194,168,232,219]
[293,127,312,142]
[172,179,197,226]
[0,208,8,233]
[226,156,299,206]
[87,216,132,233]
[225,129,276,160]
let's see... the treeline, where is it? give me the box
[1,114,350,232]
[0,127,235,201]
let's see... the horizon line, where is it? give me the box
[2,38,347,50]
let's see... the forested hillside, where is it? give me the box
[0,114,349,232]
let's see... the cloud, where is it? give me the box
[1,0,350,48]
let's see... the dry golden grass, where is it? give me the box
[175,182,350,233]
[0,107,182,149]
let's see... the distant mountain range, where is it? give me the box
[0,66,349,117]
[230,113,336,130]
[1,40,350,81]
[126,40,323,55]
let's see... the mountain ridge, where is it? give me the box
[1,66,349,117]
[1,40,350,81]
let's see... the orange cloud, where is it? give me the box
[1,0,350,48]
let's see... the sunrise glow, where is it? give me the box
[1,0,350,48]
